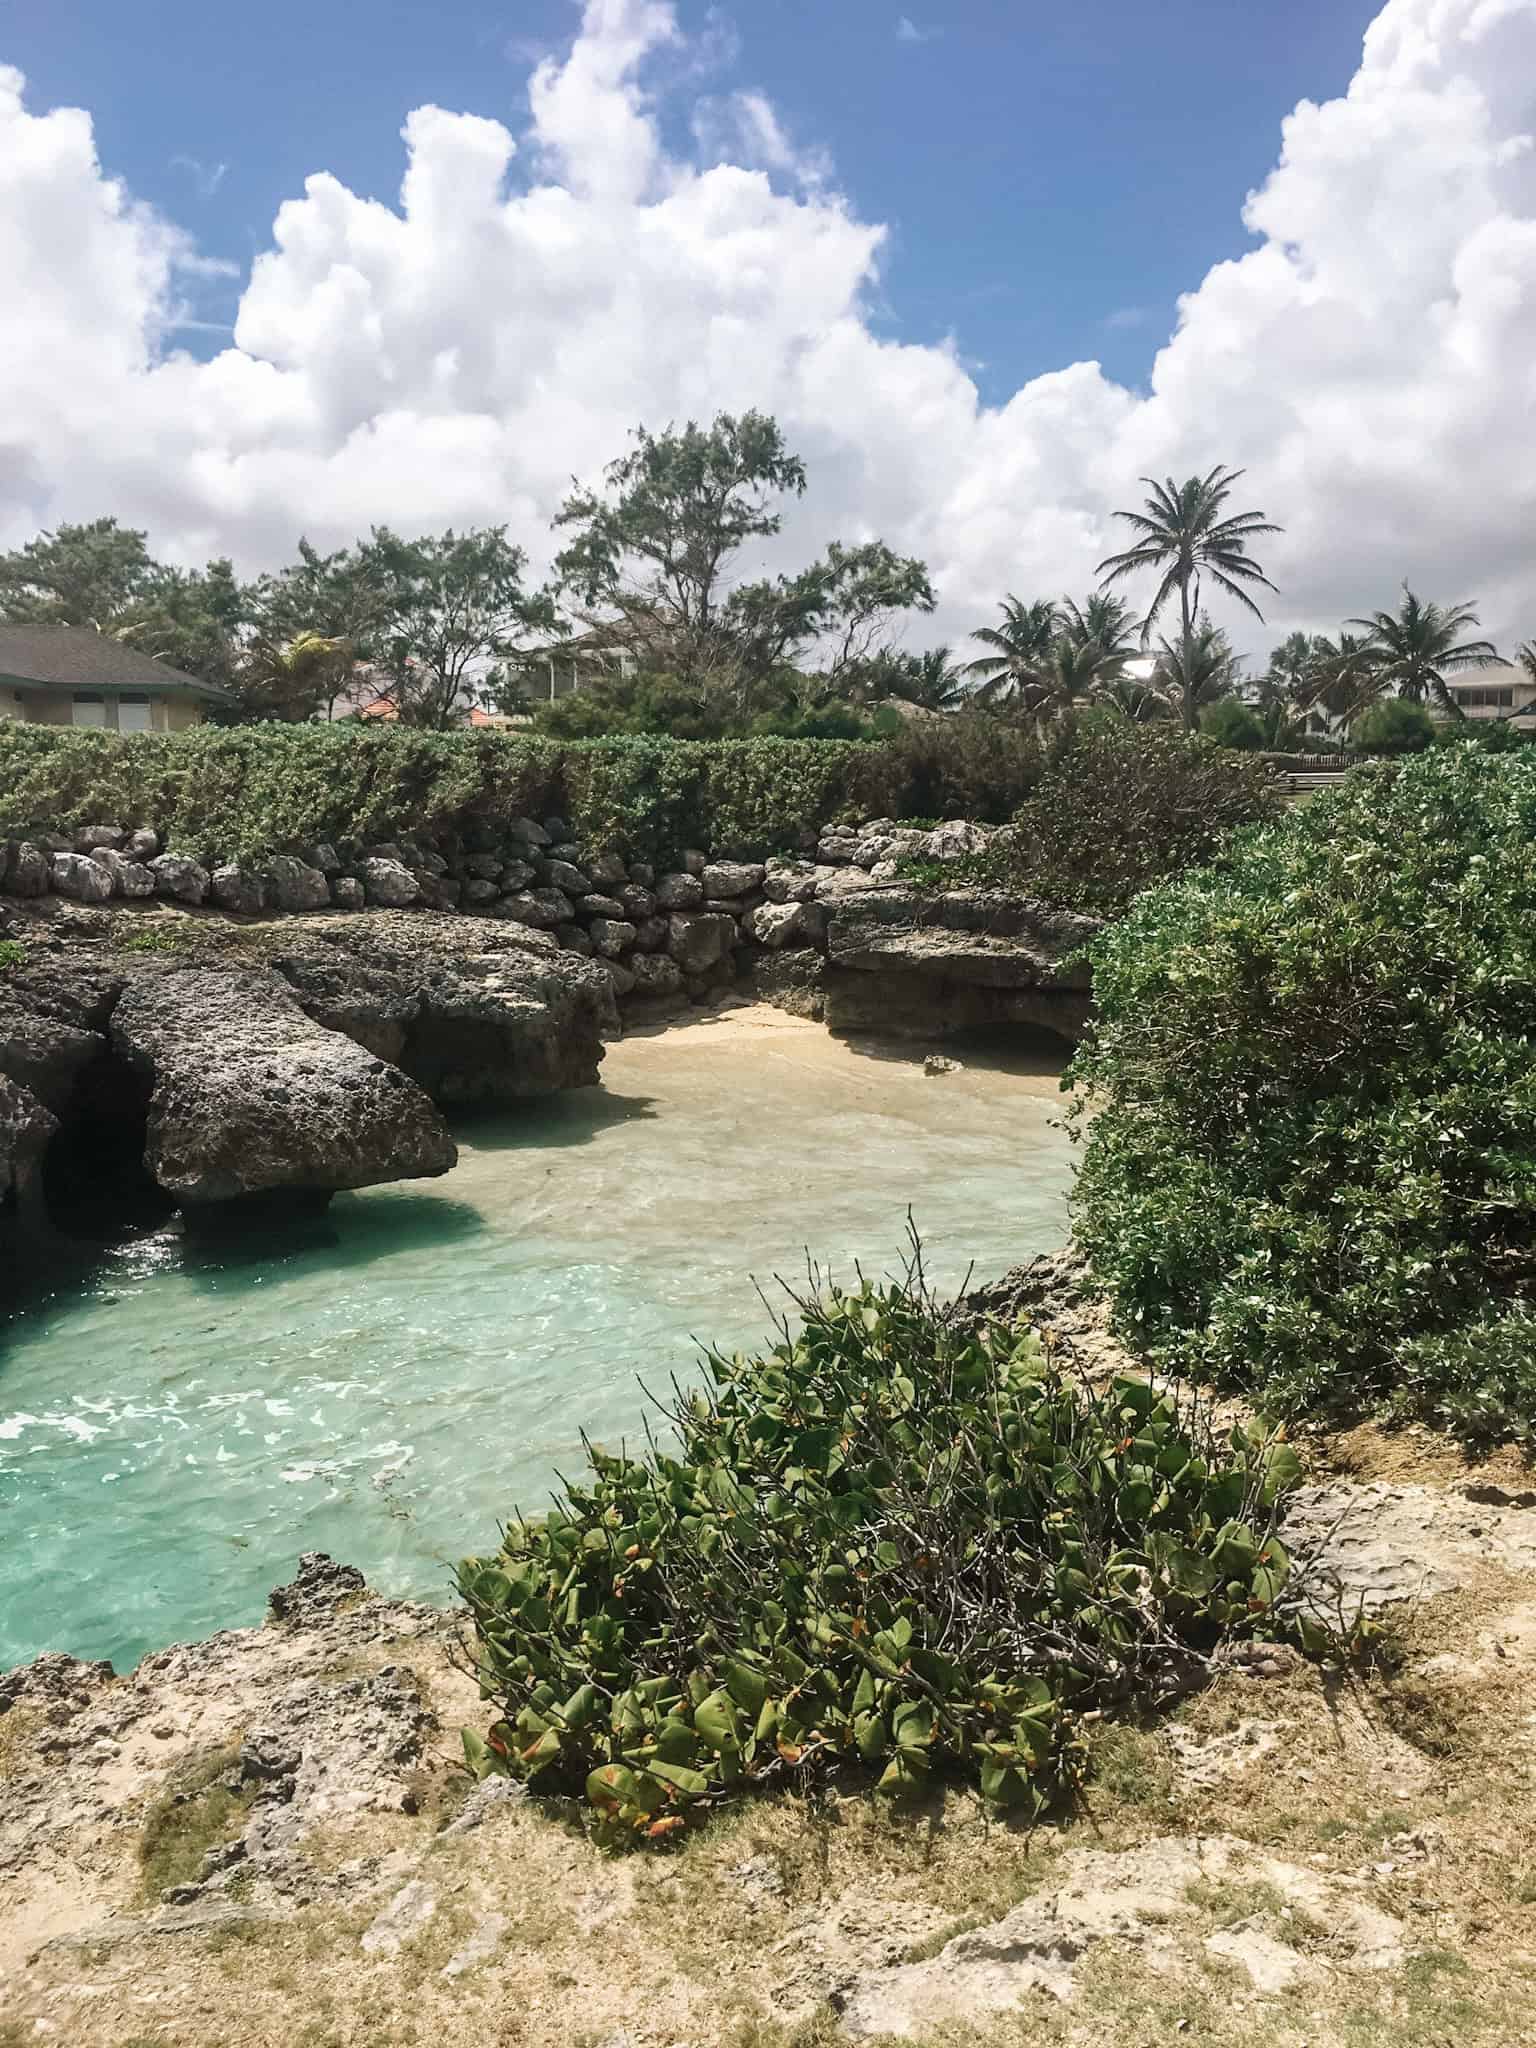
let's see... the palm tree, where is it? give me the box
[1100,667,1175,722]
[1031,634,1121,724]
[962,596,1059,711]
[1151,614,1243,731]
[877,645,968,712]
[1289,631,1386,730]
[1097,467,1281,729]
[1057,591,1138,661]
[1344,587,1502,718]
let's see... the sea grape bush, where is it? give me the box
[1071,747,1536,1443]
[457,1272,1305,1838]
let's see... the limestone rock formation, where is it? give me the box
[270,912,615,1104]
[0,1072,56,1227]
[823,887,1099,1044]
[110,965,458,1205]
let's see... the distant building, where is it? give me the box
[1442,664,1536,728]
[0,623,228,731]
[515,623,647,704]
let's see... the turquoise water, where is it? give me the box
[0,1011,1072,1674]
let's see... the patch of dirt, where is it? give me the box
[1306,1419,1536,1494]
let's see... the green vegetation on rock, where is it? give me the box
[458,1269,1305,1838]
[900,714,1284,916]
[0,718,1058,866]
[1070,746,1536,1443]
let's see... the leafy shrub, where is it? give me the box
[1199,699,1265,750]
[915,713,1284,916]
[878,712,1045,824]
[0,939,25,972]
[458,1268,1305,1838]
[1070,748,1536,1443]
[1351,699,1435,752]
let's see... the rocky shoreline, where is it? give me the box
[2,806,1096,1245]
[5,1284,1536,2043]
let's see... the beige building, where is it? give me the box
[1443,663,1536,728]
[0,624,227,731]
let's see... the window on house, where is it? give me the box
[1454,687,1515,709]
[71,693,107,728]
[117,693,154,733]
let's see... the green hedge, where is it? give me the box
[0,722,1023,865]
[1069,747,1536,1443]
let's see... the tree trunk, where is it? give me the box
[1179,575,1196,732]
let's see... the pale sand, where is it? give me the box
[609,997,1071,1105]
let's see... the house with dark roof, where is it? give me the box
[0,623,229,733]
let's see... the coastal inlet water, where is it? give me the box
[1,1007,1073,1673]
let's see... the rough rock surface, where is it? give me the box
[49,853,114,904]
[264,855,331,913]
[110,965,457,1204]
[824,887,1099,1044]
[955,1244,1135,1379]
[0,914,612,1236]
[1280,1479,1536,1615]
[270,912,614,1103]
[148,853,210,904]
[837,1836,1405,2037]
[0,1072,56,1223]
[210,863,265,915]
[357,857,420,908]
[0,1554,468,1972]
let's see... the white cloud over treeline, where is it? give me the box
[1,0,1533,650]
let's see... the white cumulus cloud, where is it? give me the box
[0,0,1533,654]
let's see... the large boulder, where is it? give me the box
[270,912,615,1104]
[654,871,704,911]
[628,953,685,999]
[544,859,591,897]
[49,853,113,904]
[90,848,155,899]
[762,861,825,904]
[0,988,104,1111]
[210,864,266,915]
[110,967,457,1206]
[588,918,637,959]
[822,888,1099,1045]
[497,888,572,930]
[72,824,124,852]
[666,910,736,975]
[150,853,210,905]
[357,858,420,909]
[265,855,331,913]
[3,843,50,898]
[701,861,765,900]
[744,900,807,950]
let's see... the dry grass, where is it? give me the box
[135,1745,254,1902]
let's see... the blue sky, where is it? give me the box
[8,0,1378,399]
[4,0,1531,646]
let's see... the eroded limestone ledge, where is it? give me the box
[0,913,613,1230]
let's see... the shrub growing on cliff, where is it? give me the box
[1006,715,1284,914]
[1070,748,1536,1442]
[909,714,1284,915]
[457,1269,1305,1838]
